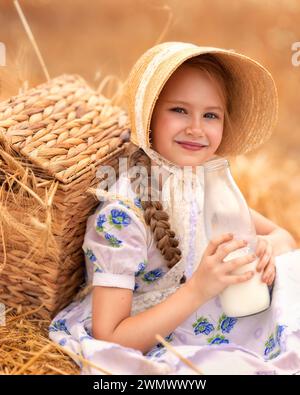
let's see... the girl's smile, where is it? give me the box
[175,140,209,151]
[150,64,225,168]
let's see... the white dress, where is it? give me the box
[49,172,300,375]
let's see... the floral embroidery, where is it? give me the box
[135,260,147,277]
[96,209,131,248]
[146,333,173,358]
[59,338,67,346]
[104,232,123,248]
[142,268,164,283]
[134,197,142,209]
[276,325,285,345]
[165,332,174,343]
[83,248,97,263]
[192,313,235,342]
[134,283,139,292]
[192,317,215,336]
[96,214,106,232]
[118,197,142,211]
[208,334,229,345]
[264,334,276,357]
[268,350,281,360]
[49,319,71,335]
[264,324,286,360]
[95,208,132,248]
[147,348,167,358]
[218,314,238,334]
[109,209,131,229]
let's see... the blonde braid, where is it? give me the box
[127,145,185,281]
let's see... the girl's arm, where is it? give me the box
[92,234,257,354]
[92,280,204,354]
[250,208,297,256]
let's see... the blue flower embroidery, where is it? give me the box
[146,333,173,358]
[263,325,286,360]
[104,232,122,248]
[142,268,164,283]
[49,319,71,335]
[135,261,147,277]
[84,248,97,263]
[147,347,167,358]
[59,338,67,346]
[96,214,106,232]
[165,332,174,342]
[208,334,229,345]
[268,350,281,360]
[134,197,142,209]
[109,209,131,229]
[193,317,215,336]
[264,334,276,356]
[218,314,238,334]
[134,283,139,292]
[276,325,285,346]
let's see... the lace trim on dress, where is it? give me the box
[131,285,181,316]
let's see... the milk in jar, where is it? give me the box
[203,156,271,317]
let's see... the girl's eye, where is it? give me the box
[204,112,219,119]
[170,107,187,114]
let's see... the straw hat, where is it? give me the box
[124,41,278,170]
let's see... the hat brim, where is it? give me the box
[126,42,278,157]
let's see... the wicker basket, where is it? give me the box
[0,74,130,319]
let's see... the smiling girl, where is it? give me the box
[49,42,300,375]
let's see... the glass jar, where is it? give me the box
[203,157,270,317]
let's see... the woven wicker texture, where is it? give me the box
[0,74,129,183]
[0,74,130,319]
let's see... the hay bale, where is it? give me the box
[0,74,130,319]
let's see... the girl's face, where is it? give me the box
[150,64,225,168]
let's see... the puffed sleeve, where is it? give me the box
[82,200,148,290]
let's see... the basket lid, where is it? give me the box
[0,74,129,184]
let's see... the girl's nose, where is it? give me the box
[185,119,205,136]
[185,114,205,135]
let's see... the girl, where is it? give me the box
[49,42,300,375]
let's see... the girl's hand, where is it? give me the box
[189,233,256,303]
[255,235,276,286]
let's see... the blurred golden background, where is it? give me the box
[0,0,300,375]
[0,0,300,241]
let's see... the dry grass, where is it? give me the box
[0,306,80,375]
